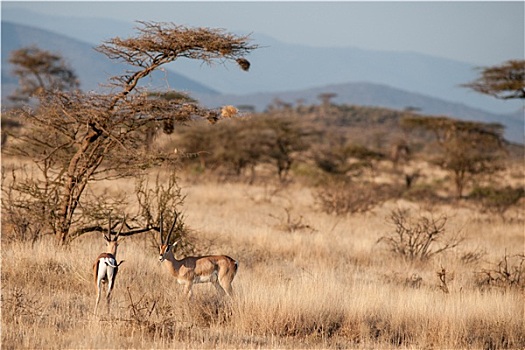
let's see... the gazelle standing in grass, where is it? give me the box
[93,216,126,315]
[159,212,238,299]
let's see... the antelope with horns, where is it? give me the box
[159,213,238,299]
[93,216,126,315]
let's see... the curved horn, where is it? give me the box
[159,212,164,245]
[166,211,178,245]
[104,214,112,242]
[114,215,126,241]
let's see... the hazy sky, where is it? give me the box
[2,1,524,66]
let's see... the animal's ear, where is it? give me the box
[172,240,180,247]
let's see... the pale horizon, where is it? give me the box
[2,1,524,66]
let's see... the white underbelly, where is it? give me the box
[193,271,218,284]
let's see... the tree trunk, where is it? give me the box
[454,169,466,199]
[56,128,102,245]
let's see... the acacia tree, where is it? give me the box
[3,21,256,245]
[176,114,310,183]
[8,46,80,103]
[402,116,506,198]
[462,60,525,100]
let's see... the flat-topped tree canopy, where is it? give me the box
[462,60,525,100]
[96,21,257,97]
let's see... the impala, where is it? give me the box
[159,213,238,299]
[93,216,126,315]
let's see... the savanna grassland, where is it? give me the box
[2,21,524,350]
[2,160,524,349]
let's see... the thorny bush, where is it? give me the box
[379,208,463,261]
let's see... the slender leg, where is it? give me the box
[94,261,105,315]
[212,281,226,296]
[183,283,193,299]
[94,280,102,315]
[106,268,117,314]
[221,282,234,298]
[218,271,234,297]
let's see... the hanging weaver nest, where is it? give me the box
[236,58,250,71]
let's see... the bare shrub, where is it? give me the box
[269,206,315,233]
[378,208,464,261]
[477,252,525,290]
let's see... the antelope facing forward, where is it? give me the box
[159,213,238,299]
[93,216,125,315]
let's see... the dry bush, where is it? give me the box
[378,208,464,261]
[269,206,315,233]
[477,252,525,290]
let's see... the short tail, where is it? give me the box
[105,260,125,268]
[233,259,239,275]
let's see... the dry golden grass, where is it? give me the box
[2,173,524,349]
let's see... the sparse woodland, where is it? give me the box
[1,22,524,349]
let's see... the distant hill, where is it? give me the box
[1,21,219,100]
[2,7,521,116]
[168,32,523,117]
[193,82,524,144]
[1,20,523,144]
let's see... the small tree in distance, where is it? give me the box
[402,116,506,198]
[3,21,257,245]
[462,60,525,100]
[8,46,80,103]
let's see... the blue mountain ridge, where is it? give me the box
[1,19,523,144]
[2,7,522,114]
